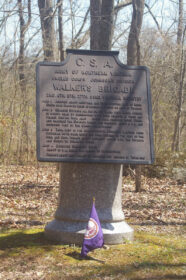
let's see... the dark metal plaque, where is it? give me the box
[36,49,154,164]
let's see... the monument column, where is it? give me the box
[45,162,133,244]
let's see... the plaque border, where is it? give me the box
[36,49,154,164]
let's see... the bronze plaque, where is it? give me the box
[36,49,154,164]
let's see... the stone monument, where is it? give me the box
[36,49,154,244]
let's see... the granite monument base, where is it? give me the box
[45,219,133,245]
[45,162,133,244]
